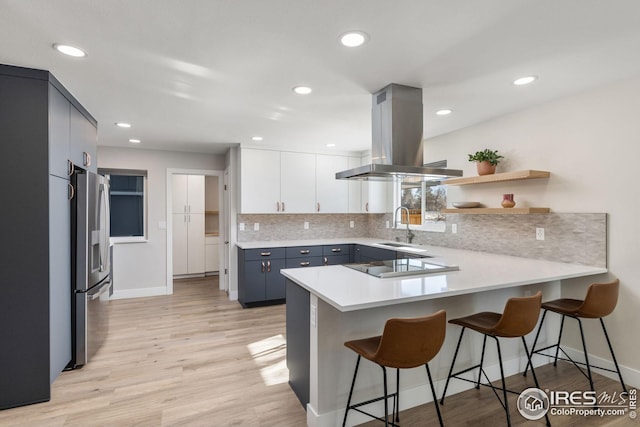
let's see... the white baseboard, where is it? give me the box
[110,286,168,300]
[559,346,640,389]
[228,290,238,301]
[308,353,547,427]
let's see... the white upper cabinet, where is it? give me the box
[347,156,362,213]
[240,149,281,213]
[281,151,316,213]
[172,174,205,214]
[316,154,348,213]
[241,148,358,214]
[361,153,392,213]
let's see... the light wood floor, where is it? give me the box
[0,277,633,426]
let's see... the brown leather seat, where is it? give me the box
[440,292,548,427]
[526,279,626,393]
[342,310,446,427]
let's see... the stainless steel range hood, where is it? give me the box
[336,84,463,181]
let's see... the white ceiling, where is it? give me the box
[2,0,640,155]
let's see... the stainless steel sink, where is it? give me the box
[377,242,429,253]
[344,258,459,278]
[378,242,410,248]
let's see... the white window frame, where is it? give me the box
[393,180,447,233]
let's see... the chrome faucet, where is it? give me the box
[393,206,415,244]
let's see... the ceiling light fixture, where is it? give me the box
[513,75,537,86]
[128,139,141,144]
[115,122,132,128]
[293,86,312,95]
[339,31,369,47]
[251,136,263,141]
[436,109,453,116]
[326,143,336,148]
[53,43,87,58]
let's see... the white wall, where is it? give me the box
[98,146,225,298]
[425,74,640,381]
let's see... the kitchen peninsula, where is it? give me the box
[279,241,607,427]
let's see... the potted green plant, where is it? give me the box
[468,149,504,175]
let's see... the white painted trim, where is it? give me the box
[166,168,222,296]
[111,286,168,300]
[228,290,238,301]
[308,353,550,427]
[560,347,640,389]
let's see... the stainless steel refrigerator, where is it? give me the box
[69,170,112,369]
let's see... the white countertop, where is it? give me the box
[279,245,607,312]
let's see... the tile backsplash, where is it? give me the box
[237,212,607,267]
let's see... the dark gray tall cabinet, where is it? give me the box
[0,64,97,409]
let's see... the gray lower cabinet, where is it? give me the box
[353,244,396,262]
[285,279,310,407]
[0,63,97,409]
[322,244,352,265]
[238,248,287,307]
[286,246,323,268]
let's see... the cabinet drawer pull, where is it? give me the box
[365,202,369,212]
[299,250,310,254]
[300,261,310,267]
[67,160,74,176]
[260,252,271,256]
[267,260,271,272]
[261,261,266,273]
[83,151,91,167]
[282,202,285,212]
[331,248,341,253]
[323,257,328,265]
[276,202,280,212]
[68,183,75,200]
[317,202,320,212]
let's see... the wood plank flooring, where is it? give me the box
[0,276,633,426]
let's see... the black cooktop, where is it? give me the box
[343,258,459,278]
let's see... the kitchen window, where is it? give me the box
[99,168,148,243]
[394,180,447,232]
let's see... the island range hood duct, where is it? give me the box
[335,83,463,181]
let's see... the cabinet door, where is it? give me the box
[240,148,281,213]
[347,156,362,213]
[48,86,70,179]
[187,175,205,214]
[187,213,205,274]
[172,213,189,275]
[205,242,219,272]
[49,175,71,382]
[69,105,97,173]
[280,152,316,213]
[244,260,267,302]
[172,175,188,214]
[323,254,350,265]
[361,154,392,213]
[316,154,348,213]
[265,258,287,300]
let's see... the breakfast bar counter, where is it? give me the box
[280,246,607,427]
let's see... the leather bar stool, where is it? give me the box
[342,310,446,427]
[440,292,549,427]
[524,279,626,393]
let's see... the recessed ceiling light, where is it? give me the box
[293,86,312,95]
[436,109,453,116]
[326,143,336,148]
[53,43,87,58]
[251,136,263,141]
[339,31,369,47]
[128,139,141,144]
[115,122,132,128]
[513,75,537,86]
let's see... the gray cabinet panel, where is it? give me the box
[286,246,323,258]
[49,175,71,381]
[69,104,97,172]
[48,86,70,179]
[265,258,287,300]
[285,279,310,407]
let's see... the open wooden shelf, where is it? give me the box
[443,170,550,186]
[205,210,219,215]
[442,207,550,214]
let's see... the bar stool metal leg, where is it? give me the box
[524,309,548,376]
[577,318,595,392]
[394,368,400,423]
[342,355,361,427]
[477,335,488,389]
[553,315,566,366]
[494,338,511,427]
[600,318,627,393]
[522,337,551,427]
[382,366,389,427]
[426,363,444,427]
[440,327,466,404]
